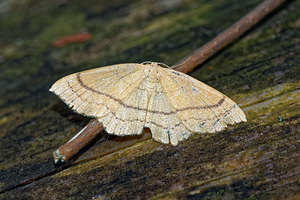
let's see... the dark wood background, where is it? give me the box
[0,0,299,199]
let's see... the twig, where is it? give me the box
[53,0,285,163]
[53,119,102,163]
[173,0,286,73]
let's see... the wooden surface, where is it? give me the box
[0,0,299,199]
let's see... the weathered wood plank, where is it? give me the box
[0,0,299,199]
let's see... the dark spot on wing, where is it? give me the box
[213,118,220,126]
[200,122,205,128]
[171,71,182,76]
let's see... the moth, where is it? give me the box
[50,62,246,145]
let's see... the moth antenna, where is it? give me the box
[141,61,153,65]
[141,61,171,68]
[156,62,171,68]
